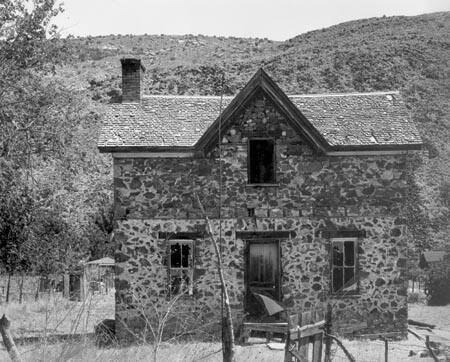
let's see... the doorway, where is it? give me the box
[245,240,281,319]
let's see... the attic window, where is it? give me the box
[248,139,275,184]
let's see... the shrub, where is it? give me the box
[425,270,450,306]
[408,292,420,303]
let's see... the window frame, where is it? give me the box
[247,138,277,186]
[330,237,359,296]
[168,239,195,296]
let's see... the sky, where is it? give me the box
[54,0,450,41]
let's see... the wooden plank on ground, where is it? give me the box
[242,322,288,334]
[408,319,436,329]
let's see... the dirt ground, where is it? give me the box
[0,297,449,361]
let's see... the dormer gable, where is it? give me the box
[196,68,330,155]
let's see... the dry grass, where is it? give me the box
[1,341,281,361]
[409,303,450,330]
[1,298,449,361]
[0,337,437,362]
[0,291,114,338]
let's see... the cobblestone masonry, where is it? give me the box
[113,91,417,340]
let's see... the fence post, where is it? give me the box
[324,303,332,362]
[0,314,22,362]
[379,335,388,362]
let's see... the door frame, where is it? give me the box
[244,238,282,312]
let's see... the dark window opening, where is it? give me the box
[331,239,358,294]
[249,139,275,184]
[247,208,255,217]
[169,240,194,295]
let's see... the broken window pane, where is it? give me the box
[170,243,181,268]
[333,267,343,292]
[344,268,355,286]
[170,242,191,269]
[170,270,190,295]
[344,241,355,266]
[181,243,191,268]
[249,139,275,184]
[332,242,344,266]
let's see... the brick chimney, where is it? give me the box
[120,58,145,103]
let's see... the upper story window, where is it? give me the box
[248,139,275,184]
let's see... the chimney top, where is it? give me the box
[120,57,146,72]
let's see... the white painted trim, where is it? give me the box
[331,237,359,242]
[326,150,416,156]
[112,152,195,158]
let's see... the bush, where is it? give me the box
[408,292,420,303]
[95,319,116,347]
[425,271,450,306]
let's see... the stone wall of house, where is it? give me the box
[113,92,415,340]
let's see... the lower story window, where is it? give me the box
[169,240,194,295]
[331,238,358,294]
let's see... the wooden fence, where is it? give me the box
[284,308,326,362]
[240,304,357,362]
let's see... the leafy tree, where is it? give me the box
[0,160,34,301]
[0,1,113,280]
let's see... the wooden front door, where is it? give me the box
[245,241,281,318]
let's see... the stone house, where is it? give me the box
[98,58,423,340]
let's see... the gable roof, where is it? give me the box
[196,69,329,153]
[98,69,423,154]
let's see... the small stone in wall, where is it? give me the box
[375,278,386,287]
[312,283,321,291]
[390,228,401,237]
[130,177,142,189]
[115,279,130,291]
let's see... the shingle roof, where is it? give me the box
[289,92,421,147]
[100,95,232,149]
[98,92,422,152]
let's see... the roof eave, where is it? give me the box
[328,143,423,152]
[97,145,195,153]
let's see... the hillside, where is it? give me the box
[61,12,449,251]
